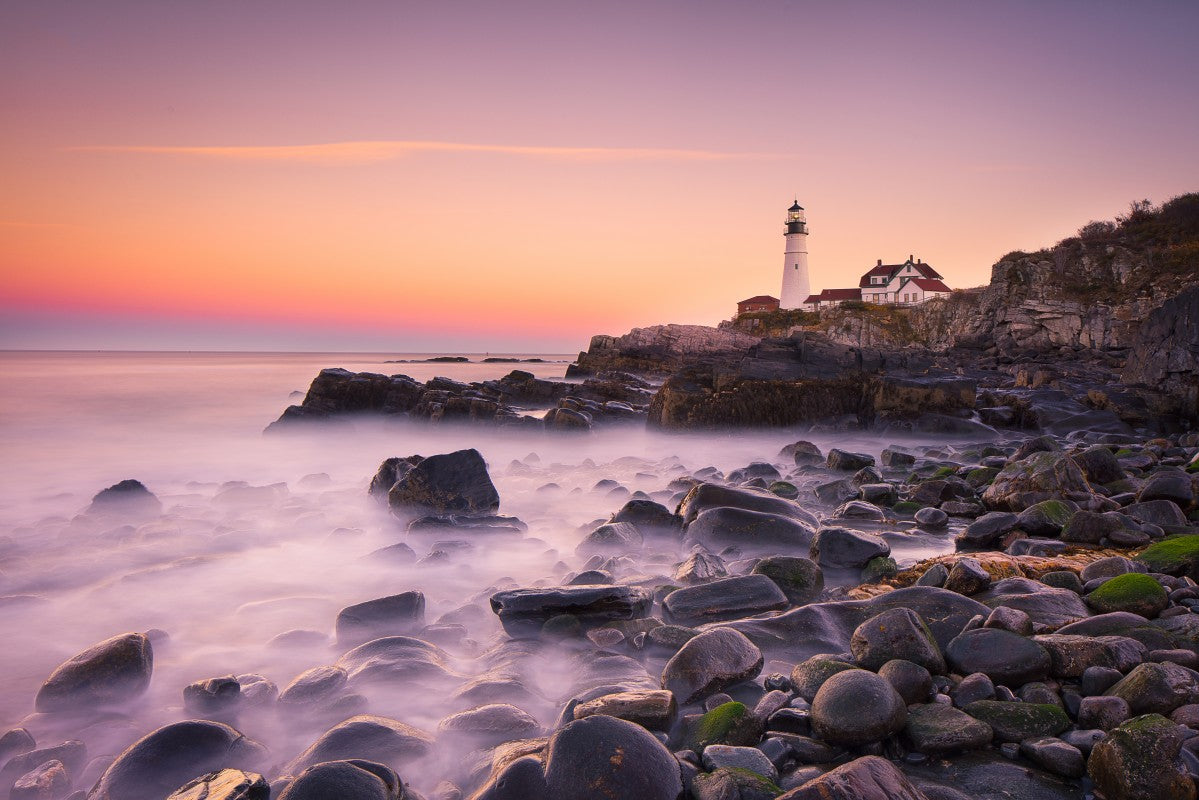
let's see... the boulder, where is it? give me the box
[571,689,677,731]
[1085,574,1168,618]
[663,575,788,626]
[335,592,426,645]
[335,636,456,686]
[827,450,876,471]
[945,628,1051,687]
[686,507,815,552]
[541,715,683,800]
[87,479,162,516]
[692,767,781,800]
[183,676,241,715]
[810,669,907,747]
[850,608,945,673]
[1139,469,1196,510]
[943,558,991,596]
[1136,535,1199,579]
[779,755,927,800]
[1074,446,1126,486]
[35,632,153,712]
[1104,661,1199,715]
[962,700,1069,743]
[387,449,499,515]
[166,769,270,800]
[1015,499,1075,536]
[368,456,424,499]
[902,702,993,754]
[879,659,933,705]
[609,499,682,534]
[661,627,763,704]
[751,556,824,605]
[437,704,540,747]
[88,721,266,800]
[10,760,71,800]
[276,761,402,800]
[1019,737,1085,779]
[576,522,643,555]
[678,483,818,528]
[286,715,433,774]
[956,513,1018,548]
[278,666,348,707]
[810,527,890,569]
[490,585,654,638]
[1032,634,1146,678]
[981,451,1094,512]
[1087,714,1196,800]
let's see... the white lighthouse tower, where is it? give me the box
[779,200,810,309]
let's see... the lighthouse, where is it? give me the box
[779,200,810,309]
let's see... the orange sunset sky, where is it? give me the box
[2,1,1198,352]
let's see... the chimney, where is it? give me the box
[877,259,882,266]
[908,254,913,262]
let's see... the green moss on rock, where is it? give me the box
[685,701,760,751]
[893,501,922,514]
[1088,714,1196,800]
[963,700,1070,742]
[861,556,898,583]
[1086,573,1168,618]
[1137,535,1199,577]
[768,481,799,499]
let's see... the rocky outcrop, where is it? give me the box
[267,368,652,432]
[1122,285,1199,419]
[568,324,761,376]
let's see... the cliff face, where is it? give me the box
[568,324,761,376]
[816,194,1199,356]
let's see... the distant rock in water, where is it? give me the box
[386,448,500,516]
[87,479,161,516]
[385,355,470,363]
[35,632,153,712]
[265,366,650,431]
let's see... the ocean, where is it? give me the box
[0,350,966,789]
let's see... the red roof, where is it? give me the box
[817,288,862,301]
[914,263,943,280]
[738,295,778,305]
[803,294,822,304]
[912,278,951,293]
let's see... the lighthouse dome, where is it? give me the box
[788,201,804,212]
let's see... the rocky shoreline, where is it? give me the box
[8,424,1199,800]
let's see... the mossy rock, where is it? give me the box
[963,700,1069,742]
[1086,573,1168,618]
[1087,714,1196,800]
[684,701,761,751]
[1115,448,1136,458]
[692,767,782,800]
[933,466,959,479]
[861,556,898,583]
[790,655,857,701]
[752,556,824,605]
[768,481,799,499]
[893,501,922,515]
[1136,535,1199,578]
[966,467,1000,488]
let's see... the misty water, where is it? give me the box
[0,351,985,791]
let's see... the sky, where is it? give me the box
[2,1,1198,352]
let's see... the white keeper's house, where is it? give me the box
[803,256,952,310]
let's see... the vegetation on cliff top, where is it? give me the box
[998,193,1199,302]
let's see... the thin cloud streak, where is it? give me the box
[71,140,780,164]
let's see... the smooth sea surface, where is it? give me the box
[0,350,970,787]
